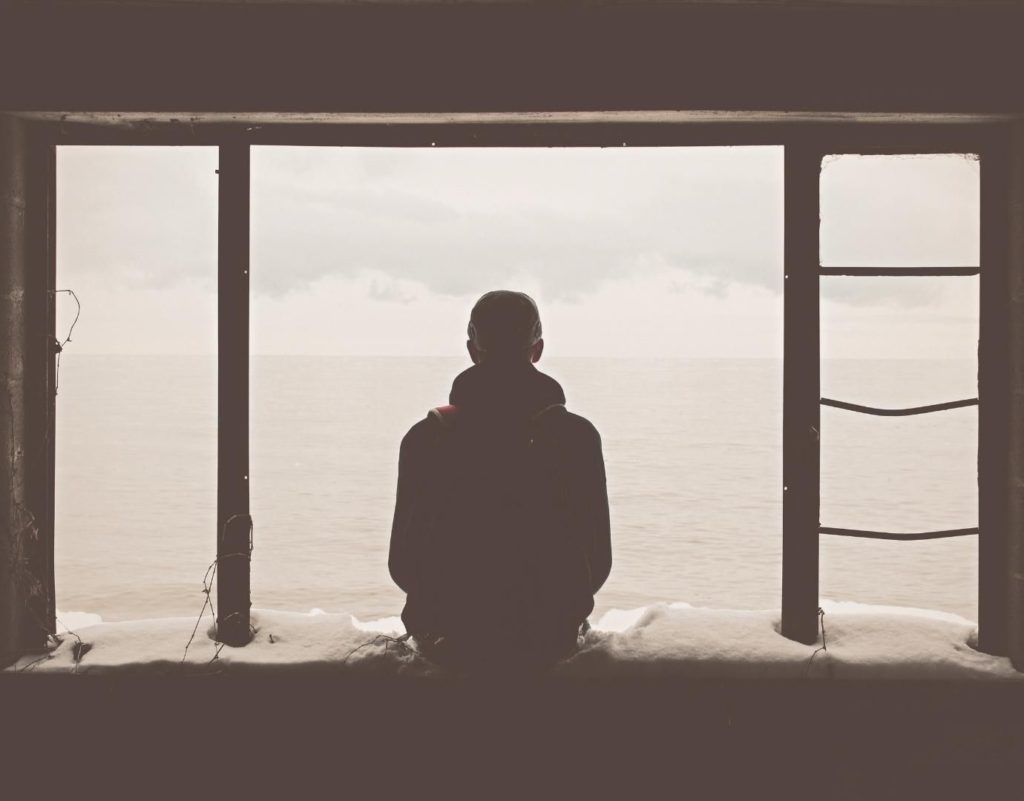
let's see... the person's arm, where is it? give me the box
[388,422,429,594]
[572,421,612,594]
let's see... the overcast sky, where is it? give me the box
[55,146,980,359]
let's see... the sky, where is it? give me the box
[55,145,981,359]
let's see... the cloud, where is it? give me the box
[818,153,980,308]
[248,148,784,301]
[367,275,416,304]
[59,146,785,300]
[56,147,980,313]
[57,146,218,290]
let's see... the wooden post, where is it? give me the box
[0,116,55,666]
[217,145,252,647]
[25,126,57,641]
[1005,122,1024,670]
[978,131,1012,657]
[781,143,822,645]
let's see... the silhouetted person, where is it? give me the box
[389,290,612,674]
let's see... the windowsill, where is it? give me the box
[6,602,1020,679]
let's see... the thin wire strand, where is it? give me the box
[181,514,253,666]
[53,289,81,396]
[804,607,829,678]
[341,633,417,665]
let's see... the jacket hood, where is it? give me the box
[449,362,566,419]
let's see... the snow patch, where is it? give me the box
[351,614,405,634]
[8,602,1021,680]
[592,606,648,633]
[56,610,103,633]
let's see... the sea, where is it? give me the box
[54,355,980,624]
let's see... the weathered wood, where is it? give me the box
[978,130,1012,656]
[217,144,252,647]
[23,126,56,642]
[781,144,822,645]
[0,115,55,667]
[1007,121,1024,671]
[30,120,1003,150]
[14,110,1020,127]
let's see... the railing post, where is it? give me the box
[217,144,252,647]
[978,130,1011,657]
[781,142,822,645]
[1003,122,1024,669]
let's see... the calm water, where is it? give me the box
[54,355,979,623]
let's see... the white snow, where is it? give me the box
[56,610,103,633]
[7,601,1021,679]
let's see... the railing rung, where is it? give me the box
[819,267,980,277]
[820,526,979,541]
[820,397,978,416]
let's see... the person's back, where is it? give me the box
[388,291,611,674]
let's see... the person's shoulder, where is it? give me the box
[531,367,566,402]
[537,406,602,446]
[564,410,603,444]
[400,414,441,451]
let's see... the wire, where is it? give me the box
[13,610,86,673]
[53,288,81,396]
[341,633,417,665]
[804,607,829,678]
[181,514,254,667]
[181,559,220,666]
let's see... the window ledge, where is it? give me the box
[6,602,1020,679]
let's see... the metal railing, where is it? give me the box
[819,393,979,541]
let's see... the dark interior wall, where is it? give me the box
[3,676,1024,796]
[3,0,1024,669]
[2,3,1024,115]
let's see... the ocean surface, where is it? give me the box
[54,355,980,624]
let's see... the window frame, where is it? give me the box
[36,117,1011,654]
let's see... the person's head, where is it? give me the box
[467,290,544,366]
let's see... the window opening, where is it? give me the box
[783,147,990,644]
[54,146,219,624]
[249,145,785,622]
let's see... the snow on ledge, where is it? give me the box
[8,601,1022,679]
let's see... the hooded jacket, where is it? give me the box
[388,361,611,670]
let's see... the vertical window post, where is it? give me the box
[217,144,252,647]
[781,143,822,645]
[26,129,57,642]
[1006,121,1024,670]
[979,130,1013,657]
[0,117,56,664]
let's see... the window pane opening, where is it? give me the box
[55,146,218,625]
[820,153,979,269]
[49,142,986,631]
[250,146,785,622]
[821,275,979,620]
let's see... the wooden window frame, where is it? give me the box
[782,130,1008,652]
[17,118,1013,660]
